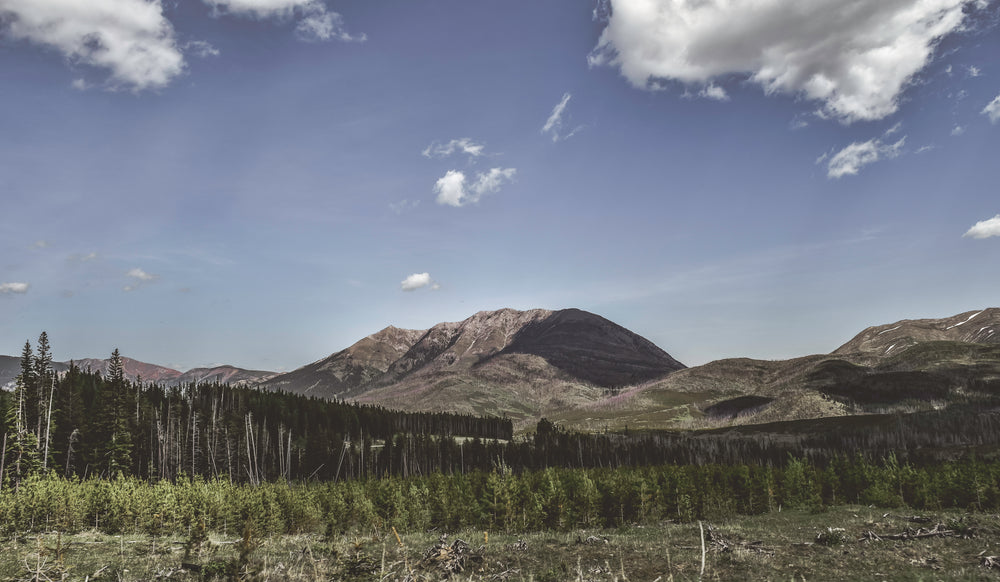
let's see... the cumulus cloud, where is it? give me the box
[984,94,1000,123]
[590,0,979,123]
[542,93,584,142]
[0,282,30,294]
[699,84,729,101]
[0,0,185,91]
[433,168,516,207]
[964,215,1000,239]
[827,136,906,178]
[400,272,433,292]
[123,267,159,291]
[422,138,485,159]
[203,0,365,42]
[951,125,965,136]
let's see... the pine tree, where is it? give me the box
[102,349,134,476]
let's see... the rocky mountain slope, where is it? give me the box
[263,308,686,422]
[556,308,1000,432]
[833,308,1000,359]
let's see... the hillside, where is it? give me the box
[553,308,1000,432]
[264,308,686,423]
[833,308,1000,359]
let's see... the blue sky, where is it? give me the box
[1,0,999,372]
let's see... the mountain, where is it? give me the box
[174,365,278,386]
[833,308,1000,358]
[263,308,686,422]
[0,355,274,388]
[555,308,1000,432]
[71,357,183,384]
[261,325,425,397]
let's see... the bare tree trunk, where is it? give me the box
[42,377,55,472]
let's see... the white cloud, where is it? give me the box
[699,84,729,101]
[185,40,220,58]
[590,0,978,123]
[0,0,185,91]
[967,65,982,77]
[422,138,485,159]
[964,215,1000,239]
[827,136,906,178]
[123,267,159,291]
[951,125,965,136]
[0,282,30,294]
[542,93,584,142]
[203,0,365,42]
[983,94,1000,123]
[70,78,90,91]
[400,272,432,292]
[433,167,517,207]
[915,144,935,154]
[32,240,48,249]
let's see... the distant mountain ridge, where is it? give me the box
[0,355,275,388]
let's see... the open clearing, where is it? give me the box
[3,506,1000,581]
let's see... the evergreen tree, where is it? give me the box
[102,349,134,475]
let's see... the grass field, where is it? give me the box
[3,506,1000,581]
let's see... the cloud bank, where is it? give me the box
[434,168,516,207]
[590,0,979,123]
[964,215,1000,239]
[204,0,365,42]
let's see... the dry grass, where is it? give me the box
[2,506,1000,581]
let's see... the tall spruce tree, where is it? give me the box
[102,349,134,476]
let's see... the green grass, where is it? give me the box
[3,506,1000,581]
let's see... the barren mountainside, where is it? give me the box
[834,308,1000,359]
[263,308,687,422]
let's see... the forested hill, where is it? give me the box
[1,344,511,487]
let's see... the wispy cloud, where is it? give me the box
[0,0,186,91]
[32,240,48,249]
[434,168,516,207]
[422,138,485,160]
[0,282,30,294]
[589,0,982,123]
[389,199,420,215]
[400,272,436,292]
[827,136,905,179]
[203,0,365,42]
[952,125,965,136]
[123,267,159,291]
[964,215,1000,239]
[542,93,583,142]
[984,94,1000,124]
[185,40,220,58]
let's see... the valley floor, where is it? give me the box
[3,507,1000,581]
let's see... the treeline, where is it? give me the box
[3,455,1000,535]
[1,334,512,488]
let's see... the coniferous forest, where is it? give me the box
[5,332,1000,538]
